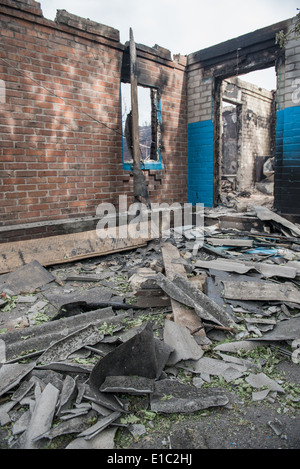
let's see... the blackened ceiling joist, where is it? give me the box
[187,18,290,73]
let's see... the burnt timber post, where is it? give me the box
[129,28,140,166]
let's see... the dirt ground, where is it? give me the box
[0,345,299,451]
[1,355,299,450]
[119,359,300,450]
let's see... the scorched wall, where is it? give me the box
[0,0,187,242]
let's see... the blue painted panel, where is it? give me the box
[122,157,163,171]
[187,120,214,206]
[274,106,300,214]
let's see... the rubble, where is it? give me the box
[163,319,204,364]
[0,205,299,449]
[150,379,229,413]
[0,260,56,295]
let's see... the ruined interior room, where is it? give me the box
[218,72,277,204]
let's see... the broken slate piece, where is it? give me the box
[44,287,113,310]
[37,324,105,363]
[12,409,31,435]
[157,272,236,329]
[214,340,266,353]
[36,361,94,374]
[192,377,205,388]
[42,411,97,440]
[150,379,229,413]
[2,260,56,294]
[1,307,118,363]
[251,389,270,401]
[16,295,37,303]
[195,259,252,274]
[91,402,112,417]
[196,258,298,279]
[268,418,285,436]
[100,375,154,395]
[62,402,91,413]
[56,375,78,415]
[23,383,60,449]
[77,411,121,440]
[65,426,117,449]
[206,238,253,247]
[177,356,247,380]
[11,378,36,402]
[128,424,146,438]
[0,362,36,398]
[216,352,260,371]
[163,319,204,365]
[154,337,174,378]
[222,280,300,304]
[28,300,48,314]
[0,400,16,426]
[254,205,300,237]
[249,317,300,342]
[89,322,172,396]
[222,367,245,383]
[245,373,285,393]
[0,339,6,364]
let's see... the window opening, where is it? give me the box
[121,82,162,168]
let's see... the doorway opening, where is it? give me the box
[120,82,162,170]
[216,67,277,206]
[221,101,239,194]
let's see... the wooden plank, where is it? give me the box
[187,19,287,66]
[0,223,151,274]
[161,243,207,340]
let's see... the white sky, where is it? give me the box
[40,0,300,90]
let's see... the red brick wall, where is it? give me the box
[0,1,187,241]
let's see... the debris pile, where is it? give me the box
[0,205,299,449]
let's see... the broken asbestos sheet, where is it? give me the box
[0,362,36,398]
[155,272,236,329]
[37,324,105,364]
[245,372,285,394]
[150,379,229,413]
[195,259,298,279]
[100,376,154,395]
[0,260,56,295]
[248,317,300,342]
[206,238,254,247]
[254,205,300,238]
[177,356,248,382]
[163,319,204,365]
[222,280,300,304]
[89,322,173,400]
[22,383,60,449]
